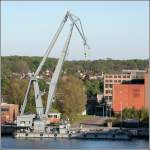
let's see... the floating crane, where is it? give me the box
[16,11,89,134]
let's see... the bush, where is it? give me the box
[120,108,149,123]
[122,108,139,120]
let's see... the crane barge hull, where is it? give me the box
[14,129,132,140]
[14,133,131,140]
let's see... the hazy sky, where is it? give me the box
[1,1,149,60]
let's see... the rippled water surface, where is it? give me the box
[1,137,149,149]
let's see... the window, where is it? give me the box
[118,75,121,78]
[105,84,108,88]
[105,96,108,100]
[133,89,140,97]
[114,75,117,78]
[20,121,25,124]
[106,90,112,94]
[109,96,112,100]
[54,115,58,118]
[1,108,9,112]
[134,89,140,92]
[105,84,112,88]
[48,115,53,118]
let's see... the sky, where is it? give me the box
[1,1,149,60]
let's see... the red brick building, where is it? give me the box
[112,84,145,112]
[112,72,148,112]
[0,103,19,124]
[144,73,149,108]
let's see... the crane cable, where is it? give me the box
[83,44,88,76]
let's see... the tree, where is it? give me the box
[84,80,101,97]
[54,75,86,121]
[7,79,28,106]
[138,108,149,122]
[2,56,148,76]
[11,60,29,73]
[1,78,10,95]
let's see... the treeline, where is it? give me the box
[1,56,149,78]
[1,56,149,120]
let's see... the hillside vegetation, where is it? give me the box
[2,56,148,78]
[1,56,149,120]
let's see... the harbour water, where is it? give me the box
[1,137,149,149]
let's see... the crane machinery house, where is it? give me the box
[47,112,61,124]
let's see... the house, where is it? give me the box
[1,103,19,124]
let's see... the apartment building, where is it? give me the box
[104,73,132,104]
[112,72,148,112]
[104,70,147,105]
[122,69,147,79]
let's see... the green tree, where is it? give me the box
[138,108,149,122]
[2,56,148,76]
[6,79,28,106]
[1,78,10,95]
[54,75,86,121]
[84,80,101,96]
[11,60,29,73]
[5,79,36,113]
